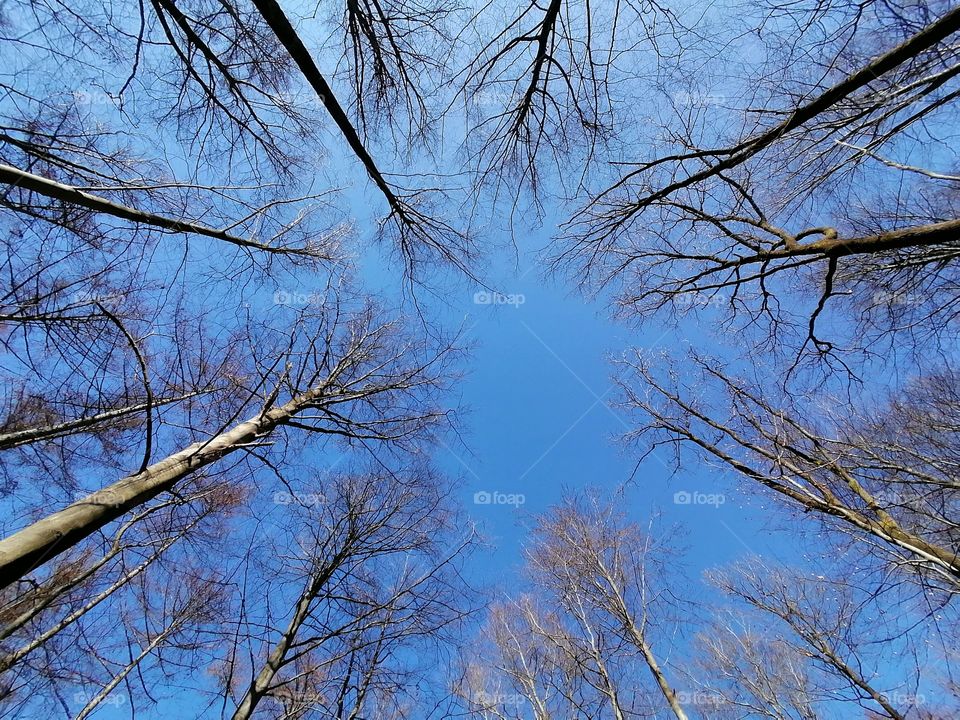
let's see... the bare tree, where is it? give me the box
[0,102,345,274]
[0,93,346,518]
[695,613,821,720]
[458,494,690,720]
[701,558,956,719]
[0,161,332,260]
[457,0,683,203]
[617,351,960,587]
[2,0,477,292]
[245,0,474,276]
[554,1,960,367]
[0,281,243,507]
[0,298,460,589]
[0,479,237,718]
[0,4,480,715]
[0,485,227,676]
[336,0,458,141]
[224,468,474,719]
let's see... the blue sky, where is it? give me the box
[429,227,796,589]
[328,168,803,596]
[5,0,952,714]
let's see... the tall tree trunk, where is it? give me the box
[0,382,331,589]
[232,555,345,719]
[247,0,402,210]
[626,623,689,720]
[0,163,312,256]
[0,391,204,451]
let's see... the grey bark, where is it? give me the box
[0,380,335,589]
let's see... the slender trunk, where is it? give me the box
[230,593,311,720]
[625,621,690,720]
[0,163,306,256]
[597,564,689,720]
[0,392,204,451]
[73,618,179,720]
[231,557,343,719]
[247,0,402,211]
[0,382,330,589]
[813,639,905,720]
[627,5,960,210]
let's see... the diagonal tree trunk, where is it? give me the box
[0,391,206,451]
[598,4,960,216]
[231,554,345,720]
[246,0,404,214]
[0,379,349,589]
[0,163,319,257]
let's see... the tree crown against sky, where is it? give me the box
[0,0,958,717]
